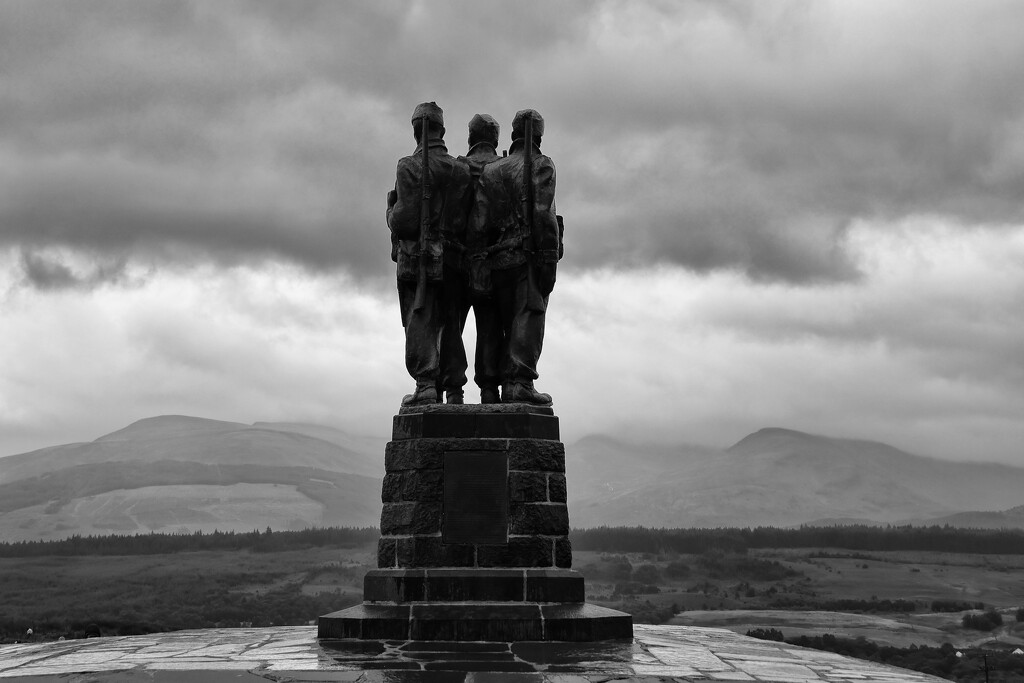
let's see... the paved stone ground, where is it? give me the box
[0,624,944,682]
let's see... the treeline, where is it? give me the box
[2,583,361,641]
[569,525,1024,555]
[6,524,1024,558]
[767,597,919,612]
[0,527,379,558]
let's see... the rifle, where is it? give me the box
[521,115,545,310]
[413,115,431,311]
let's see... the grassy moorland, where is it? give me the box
[0,528,376,641]
[3,527,1023,647]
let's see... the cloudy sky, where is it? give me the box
[2,0,1023,465]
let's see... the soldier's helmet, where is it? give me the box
[468,114,499,146]
[511,109,544,140]
[412,102,445,139]
[412,101,444,127]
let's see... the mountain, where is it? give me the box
[566,427,1024,528]
[915,505,1024,530]
[0,416,385,541]
[5,418,1023,540]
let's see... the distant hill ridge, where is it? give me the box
[567,426,1024,529]
[0,416,386,541]
[2,416,1023,540]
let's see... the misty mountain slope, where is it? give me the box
[921,505,1024,529]
[5,417,1023,538]
[94,415,248,442]
[564,434,718,502]
[0,415,384,541]
[253,421,389,467]
[0,415,383,485]
[567,427,1024,528]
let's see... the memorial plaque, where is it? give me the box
[443,451,508,545]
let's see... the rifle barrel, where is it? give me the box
[413,115,431,310]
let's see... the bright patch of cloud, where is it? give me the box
[4,221,1022,465]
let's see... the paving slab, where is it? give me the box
[0,624,944,682]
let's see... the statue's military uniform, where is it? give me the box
[386,102,472,405]
[472,109,561,404]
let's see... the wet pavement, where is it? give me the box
[0,624,944,681]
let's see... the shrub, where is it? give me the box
[664,561,690,578]
[632,564,662,584]
[747,628,784,642]
[931,600,983,613]
[612,582,659,597]
[962,610,1003,631]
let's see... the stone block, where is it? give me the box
[478,536,552,568]
[363,569,425,602]
[381,470,444,502]
[525,569,585,603]
[380,502,442,535]
[509,502,569,536]
[408,604,545,641]
[508,439,565,472]
[317,604,411,640]
[396,536,476,568]
[548,473,567,503]
[509,471,548,502]
[475,413,560,440]
[425,569,525,602]
[377,537,397,568]
[540,603,633,641]
[385,439,444,471]
[555,538,573,568]
[393,412,560,440]
[385,438,510,472]
[398,403,553,417]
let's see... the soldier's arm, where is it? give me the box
[388,159,421,241]
[387,186,399,262]
[532,158,559,257]
[386,186,398,227]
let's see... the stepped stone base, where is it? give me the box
[363,569,584,603]
[319,602,631,642]
[318,404,632,642]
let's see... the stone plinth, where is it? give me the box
[0,624,950,681]
[318,404,632,642]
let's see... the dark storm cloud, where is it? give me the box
[540,1,1024,278]
[2,1,1024,283]
[19,249,130,291]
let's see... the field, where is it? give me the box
[0,545,373,640]
[3,536,1024,651]
[575,548,1024,649]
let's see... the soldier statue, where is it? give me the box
[471,109,562,405]
[458,114,503,404]
[386,102,472,405]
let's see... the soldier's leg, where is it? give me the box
[500,265,551,405]
[472,295,502,403]
[438,267,469,403]
[399,280,441,403]
[491,267,517,390]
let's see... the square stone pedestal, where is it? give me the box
[318,404,632,642]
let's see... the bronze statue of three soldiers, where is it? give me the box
[387,102,562,407]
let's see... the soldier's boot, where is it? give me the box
[502,381,552,406]
[445,388,464,405]
[480,385,501,405]
[402,383,438,406]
